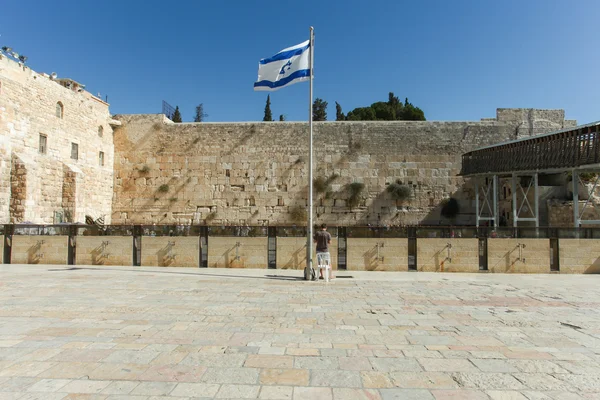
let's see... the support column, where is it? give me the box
[512,174,518,228]
[573,170,579,228]
[475,179,480,228]
[493,175,498,227]
[534,173,539,228]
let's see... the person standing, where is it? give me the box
[313,224,333,280]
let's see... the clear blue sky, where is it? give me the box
[2,0,599,123]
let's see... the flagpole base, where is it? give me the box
[304,265,316,281]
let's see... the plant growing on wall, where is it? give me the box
[290,206,307,223]
[158,184,169,193]
[441,198,460,221]
[314,174,339,194]
[386,180,411,201]
[139,165,150,174]
[346,182,365,208]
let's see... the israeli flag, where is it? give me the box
[254,40,311,91]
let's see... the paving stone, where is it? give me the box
[294,356,339,370]
[451,373,526,390]
[137,364,207,382]
[259,385,293,399]
[338,357,373,371]
[100,380,140,395]
[369,357,422,372]
[470,358,519,373]
[430,389,489,399]
[486,391,529,400]
[310,369,362,387]
[245,355,294,369]
[216,383,260,398]
[332,388,382,399]
[379,388,435,399]
[293,386,332,400]
[389,372,459,389]
[130,381,176,396]
[60,379,111,394]
[101,351,160,365]
[26,378,71,392]
[512,373,576,391]
[419,358,478,372]
[201,367,259,384]
[259,369,309,386]
[169,382,221,397]
[360,371,394,388]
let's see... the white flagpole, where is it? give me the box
[306,26,315,280]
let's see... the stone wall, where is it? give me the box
[75,236,133,266]
[417,238,479,272]
[11,235,68,264]
[112,110,575,226]
[346,238,408,271]
[487,238,550,273]
[141,237,199,267]
[558,239,600,274]
[208,237,268,268]
[0,54,115,224]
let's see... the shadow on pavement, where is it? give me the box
[45,266,333,282]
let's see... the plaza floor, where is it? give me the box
[0,265,599,400]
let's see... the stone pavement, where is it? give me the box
[0,265,599,399]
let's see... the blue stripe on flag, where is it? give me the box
[254,69,310,89]
[259,43,310,65]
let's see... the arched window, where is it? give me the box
[98,125,104,137]
[56,102,64,119]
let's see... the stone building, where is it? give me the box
[0,53,117,224]
[0,53,579,226]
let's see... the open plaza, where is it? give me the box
[0,265,599,399]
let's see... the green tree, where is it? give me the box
[401,98,426,121]
[371,101,396,120]
[335,102,345,121]
[263,95,273,121]
[345,93,426,121]
[171,106,182,123]
[346,107,376,121]
[279,114,286,121]
[194,104,207,122]
[313,98,328,121]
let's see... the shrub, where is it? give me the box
[139,165,150,174]
[158,184,169,193]
[441,198,460,220]
[290,206,307,223]
[314,177,328,193]
[347,182,365,208]
[386,181,411,200]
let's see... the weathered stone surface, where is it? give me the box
[0,55,114,224]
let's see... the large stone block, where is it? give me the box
[141,236,199,267]
[11,235,68,264]
[75,236,133,266]
[417,238,479,272]
[208,237,268,268]
[487,238,550,273]
[558,239,600,274]
[346,238,408,271]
